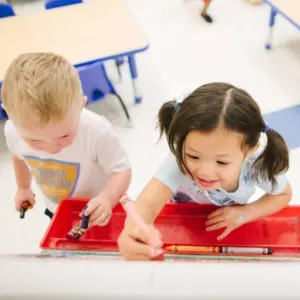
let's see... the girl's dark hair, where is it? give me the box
[158,82,289,189]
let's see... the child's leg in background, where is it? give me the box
[248,0,263,5]
[201,0,213,23]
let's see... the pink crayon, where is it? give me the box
[119,194,163,256]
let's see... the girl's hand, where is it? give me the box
[205,205,250,240]
[117,224,163,261]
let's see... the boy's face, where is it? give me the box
[14,101,84,154]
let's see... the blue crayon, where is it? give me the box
[81,205,89,229]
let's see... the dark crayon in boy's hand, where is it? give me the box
[80,205,89,229]
[66,207,90,240]
[20,200,32,219]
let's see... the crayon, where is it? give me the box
[120,194,163,257]
[222,247,273,255]
[164,245,273,255]
[66,222,84,240]
[20,201,32,219]
[66,206,89,240]
[80,206,89,230]
[165,245,221,254]
[120,194,151,235]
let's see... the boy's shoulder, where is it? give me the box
[80,108,112,134]
[80,108,111,129]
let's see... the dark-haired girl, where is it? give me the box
[118,82,291,260]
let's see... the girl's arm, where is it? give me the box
[245,182,292,221]
[206,183,292,240]
[125,178,173,226]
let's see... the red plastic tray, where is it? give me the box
[40,199,300,255]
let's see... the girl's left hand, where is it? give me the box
[205,205,250,240]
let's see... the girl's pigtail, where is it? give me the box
[157,100,177,139]
[253,127,289,188]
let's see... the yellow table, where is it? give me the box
[264,0,300,49]
[0,0,149,103]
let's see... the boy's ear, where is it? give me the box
[82,95,87,108]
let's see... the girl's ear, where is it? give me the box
[244,143,259,161]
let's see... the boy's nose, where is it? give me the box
[46,143,61,153]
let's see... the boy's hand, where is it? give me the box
[82,196,112,227]
[15,187,35,211]
[117,224,163,261]
[205,205,250,240]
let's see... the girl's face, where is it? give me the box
[183,129,254,193]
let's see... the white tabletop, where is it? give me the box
[0,254,300,299]
[0,0,149,80]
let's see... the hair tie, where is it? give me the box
[174,102,180,112]
[263,125,270,133]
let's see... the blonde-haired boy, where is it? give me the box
[1,52,132,225]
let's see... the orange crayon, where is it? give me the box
[165,245,221,254]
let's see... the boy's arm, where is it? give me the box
[93,124,132,207]
[97,169,131,207]
[4,120,31,188]
[83,119,132,225]
[4,121,35,210]
[12,155,35,211]
[12,155,32,189]
[85,168,131,226]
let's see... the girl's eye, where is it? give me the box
[187,154,199,160]
[217,161,229,165]
[61,135,69,139]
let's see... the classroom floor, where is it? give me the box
[0,0,300,254]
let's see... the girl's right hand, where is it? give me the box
[15,187,35,211]
[117,224,163,260]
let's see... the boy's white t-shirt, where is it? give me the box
[154,134,288,206]
[4,108,131,213]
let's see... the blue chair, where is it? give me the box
[45,0,82,9]
[0,3,15,18]
[0,82,8,120]
[77,62,131,122]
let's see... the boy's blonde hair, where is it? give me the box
[1,52,83,124]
